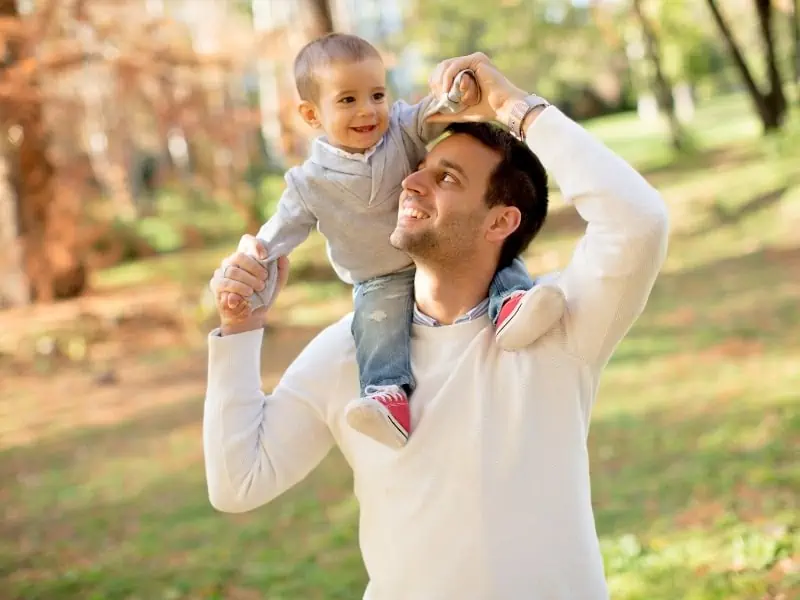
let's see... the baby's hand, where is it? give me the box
[458,72,480,108]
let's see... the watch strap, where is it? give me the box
[507,94,550,140]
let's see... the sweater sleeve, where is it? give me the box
[393,96,448,148]
[526,107,669,369]
[203,324,345,513]
[256,167,317,260]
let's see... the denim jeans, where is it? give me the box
[488,257,536,323]
[352,268,416,396]
[351,259,534,397]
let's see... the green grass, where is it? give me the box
[2,95,800,599]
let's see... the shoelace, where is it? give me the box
[374,391,406,406]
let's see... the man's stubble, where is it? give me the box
[390,212,485,269]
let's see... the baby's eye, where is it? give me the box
[373,92,385,101]
[339,96,355,104]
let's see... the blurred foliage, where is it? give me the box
[86,175,287,264]
[401,0,798,120]
[405,0,635,117]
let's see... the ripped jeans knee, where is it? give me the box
[351,269,416,395]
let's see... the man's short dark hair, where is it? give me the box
[293,33,383,102]
[444,122,548,269]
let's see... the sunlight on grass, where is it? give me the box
[584,95,761,172]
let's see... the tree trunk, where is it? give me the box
[274,0,336,164]
[0,143,29,307]
[252,0,286,166]
[704,0,785,132]
[1,0,88,302]
[631,0,687,151]
[17,106,88,302]
[793,0,799,100]
[754,0,787,127]
[77,20,137,220]
[306,0,334,37]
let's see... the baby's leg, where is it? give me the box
[345,269,416,449]
[489,257,566,351]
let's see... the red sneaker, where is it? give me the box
[495,285,566,350]
[345,385,410,449]
[495,290,527,336]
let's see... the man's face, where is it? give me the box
[308,59,390,153]
[389,133,502,262]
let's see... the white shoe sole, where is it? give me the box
[346,399,409,449]
[496,285,566,351]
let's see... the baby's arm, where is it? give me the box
[394,74,480,149]
[393,95,447,149]
[249,169,317,310]
[257,168,317,261]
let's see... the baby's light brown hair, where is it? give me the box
[293,33,383,102]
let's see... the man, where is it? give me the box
[204,53,668,600]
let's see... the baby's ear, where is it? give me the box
[298,101,322,129]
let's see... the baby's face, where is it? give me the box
[312,59,390,153]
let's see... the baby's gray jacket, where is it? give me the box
[256,97,441,285]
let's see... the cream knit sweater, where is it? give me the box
[203,106,669,600]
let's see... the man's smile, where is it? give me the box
[400,207,430,220]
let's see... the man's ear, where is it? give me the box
[298,100,322,129]
[485,205,522,245]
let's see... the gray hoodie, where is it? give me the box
[256,97,441,285]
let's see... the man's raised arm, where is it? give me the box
[203,238,338,513]
[425,52,668,370]
[525,106,668,368]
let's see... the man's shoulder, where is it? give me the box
[286,313,356,374]
[311,312,355,350]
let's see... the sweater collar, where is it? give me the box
[310,136,383,174]
[315,136,383,163]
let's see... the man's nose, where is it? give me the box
[401,169,429,196]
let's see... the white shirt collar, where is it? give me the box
[316,136,383,163]
[412,298,490,327]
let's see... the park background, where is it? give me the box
[1,0,799,598]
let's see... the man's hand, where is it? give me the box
[425,52,528,126]
[209,234,290,336]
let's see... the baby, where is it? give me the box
[248,33,565,449]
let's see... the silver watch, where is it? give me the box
[506,94,550,140]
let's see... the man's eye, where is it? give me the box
[440,172,457,184]
[339,96,355,104]
[373,92,385,101]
